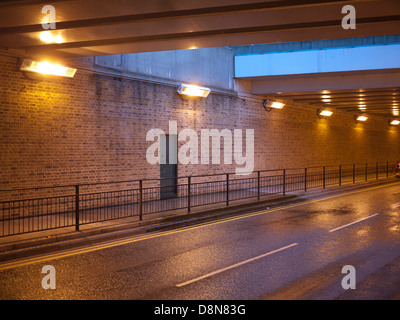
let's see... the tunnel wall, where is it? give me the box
[1,53,400,190]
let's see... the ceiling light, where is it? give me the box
[263,100,285,111]
[55,35,63,44]
[389,119,400,126]
[20,59,77,78]
[177,84,211,98]
[317,109,333,117]
[39,31,53,43]
[39,31,64,44]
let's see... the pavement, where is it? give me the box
[0,177,399,263]
[1,177,400,300]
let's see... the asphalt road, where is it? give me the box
[1,181,400,301]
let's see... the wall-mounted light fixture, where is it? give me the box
[355,115,368,123]
[177,84,211,98]
[20,59,76,78]
[317,109,333,118]
[389,119,400,126]
[263,100,285,111]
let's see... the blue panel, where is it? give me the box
[235,44,400,78]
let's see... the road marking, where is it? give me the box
[328,213,379,233]
[176,243,298,287]
[1,181,399,271]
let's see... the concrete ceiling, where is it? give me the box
[1,0,399,119]
[273,86,400,118]
[234,44,400,118]
[0,0,400,60]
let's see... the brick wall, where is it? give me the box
[1,53,400,193]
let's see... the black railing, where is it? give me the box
[0,161,398,237]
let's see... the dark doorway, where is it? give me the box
[160,134,177,199]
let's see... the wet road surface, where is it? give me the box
[1,181,400,300]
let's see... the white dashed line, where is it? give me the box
[328,213,379,233]
[176,243,298,287]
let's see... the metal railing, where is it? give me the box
[0,161,398,237]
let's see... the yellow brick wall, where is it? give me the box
[1,54,399,191]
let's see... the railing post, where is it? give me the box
[187,176,191,213]
[353,164,356,184]
[376,162,379,180]
[139,180,143,221]
[257,171,260,201]
[304,168,307,191]
[365,163,368,181]
[75,185,80,231]
[339,165,342,186]
[323,166,326,189]
[283,169,286,196]
[226,173,229,207]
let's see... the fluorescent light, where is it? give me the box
[20,59,76,78]
[390,120,400,126]
[318,109,333,117]
[177,84,211,97]
[263,100,285,110]
[355,115,368,122]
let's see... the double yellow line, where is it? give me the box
[1,180,399,271]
